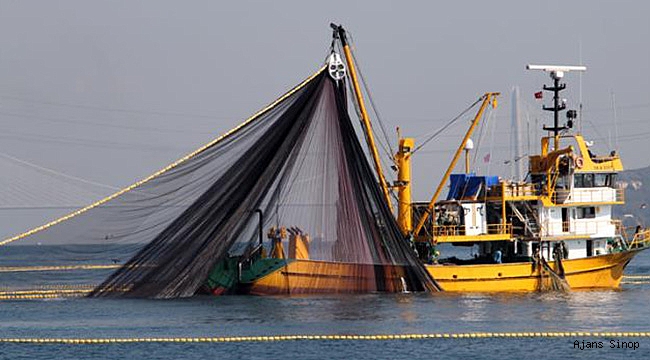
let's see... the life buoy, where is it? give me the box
[575,157,584,169]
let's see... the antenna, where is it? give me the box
[579,40,584,134]
[527,64,587,150]
[611,91,620,150]
[511,86,524,181]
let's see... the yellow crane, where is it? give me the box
[412,92,500,237]
[331,24,499,239]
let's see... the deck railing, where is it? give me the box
[432,223,512,237]
[628,229,650,249]
[553,187,625,204]
[488,182,540,199]
[541,219,617,237]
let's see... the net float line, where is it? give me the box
[1,332,650,344]
[0,264,122,273]
[622,275,650,280]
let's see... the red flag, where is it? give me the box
[534,91,543,99]
[483,153,491,163]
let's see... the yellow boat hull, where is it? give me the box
[427,250,639,292]
[241,250,641,294]
[244,260,412,295]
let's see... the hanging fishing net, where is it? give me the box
[0,67,437,299]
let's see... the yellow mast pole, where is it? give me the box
[333,24,394,211]
[413,92,500,236]
[395,132,415,235]
[501,181,507,231]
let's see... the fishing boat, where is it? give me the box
[412,63,650,292]
[6,25,648,299]
[203,24,650,295]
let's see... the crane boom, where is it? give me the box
[413,92,500,236]
[331,24,394,212]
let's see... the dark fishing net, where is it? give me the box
[0,68,437,298]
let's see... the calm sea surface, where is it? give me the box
[2,247,650,359]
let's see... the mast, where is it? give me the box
[511,86,524,181]
[331,24,394,211]
[413,93,500,236]
[527,65,586,150]
[395,132,414,235]
[543,75,566,151]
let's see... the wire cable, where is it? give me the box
[0,152,119,191]
[0,66,327,247]
[347,33,395,157]
[411,98,482,154]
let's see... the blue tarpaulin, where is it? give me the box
[447,173,499,200]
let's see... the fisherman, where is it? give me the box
[408,232,418,258]
[493,249,502,264]
[531,245,541,271]
[552,242,567,261]
[428,246,440,264]
[553,241,569,260]
[560,240,569,259]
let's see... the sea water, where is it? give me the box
[1,248,650,359]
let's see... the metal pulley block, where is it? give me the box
[327,53,346,81]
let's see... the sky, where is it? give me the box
[0,0,648,238]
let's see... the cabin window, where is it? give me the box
[575,173,594,188]
[576,207,596,219]
[594,174,607,187]
[607,174,617,188]
[575,173,616,188]
[574,174,583,187]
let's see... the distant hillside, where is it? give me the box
[616,165,650,226]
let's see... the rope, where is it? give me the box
[623,275,650,280]
[471,105,495,172]
[1,332,649,344]
[0,264,121,273]
[0,94,226,120]
[338,38,393,166]
[0,289,92,300]
[0,66,326,247]
[470,108,487,171]
[411,98,482,154]
[485,102,498,174]
[0,151,120,191]
[347,37,395,158]
[336,39,396,188]
[0,284,97,291]
[0,283,133,300]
